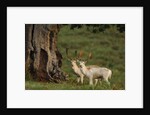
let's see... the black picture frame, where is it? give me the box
[1,0,149,113]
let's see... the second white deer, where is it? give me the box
[78,53,112,86]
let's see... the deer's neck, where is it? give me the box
[72,63,79,71]
[81,65,88,75]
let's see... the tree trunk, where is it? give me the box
[25,24,65,82]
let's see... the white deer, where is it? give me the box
[78,52,112,86]
[66,48,95,84]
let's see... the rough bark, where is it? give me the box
[25,24,65,82]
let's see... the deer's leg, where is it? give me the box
[89,77,93,86]
[104,77,110,85]
[77,77,80,83]
[81,75,84,84]
[99,78,102,85]
[95,79,98,86]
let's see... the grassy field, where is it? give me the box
[26,25,125,90]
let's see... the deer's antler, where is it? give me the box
[85,52,92,63]
[78,50,83,59]
[88,52,92,59]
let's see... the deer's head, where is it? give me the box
[77,51,92,67]
[66,48,78,66]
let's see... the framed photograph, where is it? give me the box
[2,0,147,110]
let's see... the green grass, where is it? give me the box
[25,78,124,90]
[26,25,125,90]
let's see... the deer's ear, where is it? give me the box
[89,53,92,59]
[85,60,88,64]
[77,58,81,63]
